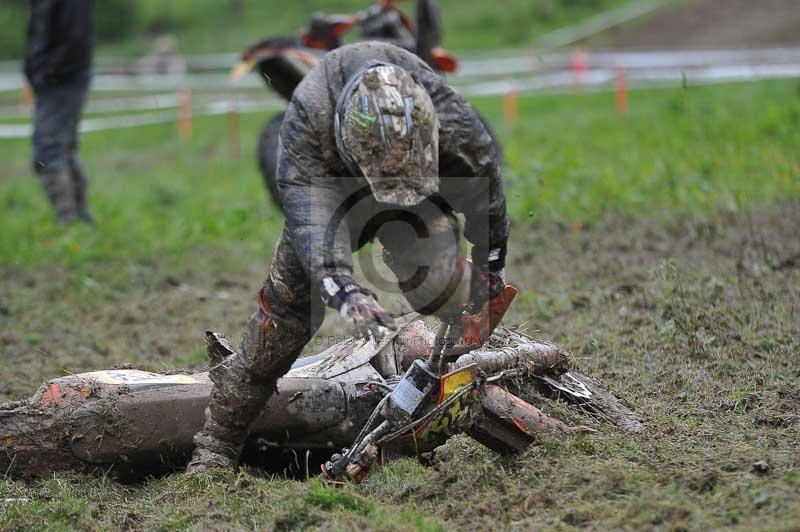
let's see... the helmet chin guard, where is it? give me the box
[335,62,439,206]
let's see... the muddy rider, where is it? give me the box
[188,41,509,472]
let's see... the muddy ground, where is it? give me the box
[383,202,800,529]
[2,202,799,528]
[595,0,800,49]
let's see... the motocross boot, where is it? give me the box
[38,168,80,224]
[187,291,310,473]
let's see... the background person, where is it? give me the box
[24,0,95,224]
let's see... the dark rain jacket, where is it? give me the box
[24,0,94,90]
[276,41,509,287]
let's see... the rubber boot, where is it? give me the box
[187,351,270,472]
[38,168,80,224]
[187,296,310,473]
[69,157,94,224]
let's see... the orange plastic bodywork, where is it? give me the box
[482,384,579,437]
[302,16,357,50]
[258,286,272,332]
[460,285,518,350]
[39,382,91,407]
[301,37,325,50]
[432,48,458,73]
[334,18,358,37]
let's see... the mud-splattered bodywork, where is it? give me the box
[1,319,638,479]
[1,369,380,478]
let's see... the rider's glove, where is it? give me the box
[340,291,397,339]
[469,265,506,313]
[469,244,507,312]
[320,276,396,338]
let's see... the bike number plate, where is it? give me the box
[439,368,474,401]
[405,365,477,449]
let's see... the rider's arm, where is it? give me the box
[278,98,393,326]
[419,70,510,272]
[277,99,357,300]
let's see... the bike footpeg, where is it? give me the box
[344,442,379,482]
[322,443,378,483]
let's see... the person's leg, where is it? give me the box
[188,229,326,471]
[36,168,77,224]
[33,84,85,224]
[67,80,92,223]
[32,85,79,224]
[69,156,92,223]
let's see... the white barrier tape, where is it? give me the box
[0,99,282,139]
[460,63,800,97]
[4,46,800,94]
[0,92,280,120]
[2,55,799,138]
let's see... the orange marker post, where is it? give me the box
[571,47,588,87]
[615,67,629,114]
[178,88,193,141]
[503,90,518,128]
[19,82,33,110]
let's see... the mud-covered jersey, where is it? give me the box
[277,41,509,286]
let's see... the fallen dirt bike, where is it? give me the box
[0,295,642,481]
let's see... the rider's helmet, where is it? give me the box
[335,62,439,207]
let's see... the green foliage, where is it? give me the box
[0,476,446,530]
[0,0,629,60]
[305,482,375,513]
[94,0,140,43]
[0,0,139,60]
[482,80,800,225]
[0,0,27,60]
[0,113,282,267]
[438,0,625,50]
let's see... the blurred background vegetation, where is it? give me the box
[0,0,625,59]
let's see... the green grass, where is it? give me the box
[1,79,798,268]
[0,474,446,530]
[0,112,281,269]
[494,81,800,225]
[0,0,634,60]
[1,80,799,530]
